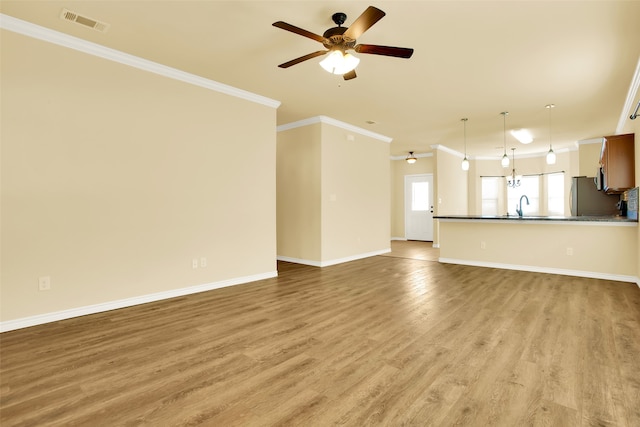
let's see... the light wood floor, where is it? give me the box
[2,241,640,426]
[380,240,439,262]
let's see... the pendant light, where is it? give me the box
[461,118,469,171]
[406,151,417,164]
[500,112,510,168]
[545,103,556,165]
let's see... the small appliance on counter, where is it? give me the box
[570,176,620,216]
[623,187,638,220]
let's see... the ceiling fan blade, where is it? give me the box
[343,6,386,41]
[343,70,357,80]
[278,50,328,68]
[273,21,327,43]
[355,44,414,58]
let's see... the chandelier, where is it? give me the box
[506,148,522,188]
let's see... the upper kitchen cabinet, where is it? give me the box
[600,133,635,194]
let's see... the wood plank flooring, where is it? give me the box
[2,241,640,426]
[380,240,439,262]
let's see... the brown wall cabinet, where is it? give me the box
[600,133,635,194]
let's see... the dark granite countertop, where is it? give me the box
[434,215,637,223]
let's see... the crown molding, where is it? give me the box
[276,116,326,132]
[616,56,640,134]
[393,143,577,162]
[0,14,281,109]
[431,144,465,158]
[474,146,575,161]
[577,137,604,145]
[277,115,393,143]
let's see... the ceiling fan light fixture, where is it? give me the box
[274,7,413,81]
[406,151,417,164]
[319,50,360,75]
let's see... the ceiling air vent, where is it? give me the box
[60,8,110,33]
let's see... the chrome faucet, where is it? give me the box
[516,195,529,217]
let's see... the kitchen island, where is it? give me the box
[434,215,638,283]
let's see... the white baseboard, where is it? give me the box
[0,271,277,333]
[277,256,323,267]
[391,237,407,241]
[438,257,637,283]
[277,248,391,267]
[432,243,440,248]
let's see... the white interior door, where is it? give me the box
[405,174,434,241]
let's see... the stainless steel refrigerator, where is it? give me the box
[570,176,620,216]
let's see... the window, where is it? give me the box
[411,181,429,211]
[547,172,565,216]
[481,177,500,215]
[507,175,539,216]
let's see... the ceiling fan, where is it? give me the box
[273,6,414,80]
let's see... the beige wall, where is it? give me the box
[1,31,277,323]
[579,140,604,176]
[466,158,478,216]
[390,155,434,238]
[439,220,637,278]
[433,148,468,245]
[320,123,390,261]
[434,148,468,216]
[276,119,390,265]
[276,124,321,261]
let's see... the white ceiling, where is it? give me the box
[2,1,639,159]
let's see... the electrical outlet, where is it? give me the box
[480,241,486,249]
[200,257,207,268]
[192,259,199,269]
[566,247,573,256]
[38,276,51,291]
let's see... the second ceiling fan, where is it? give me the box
[273,6,414,80]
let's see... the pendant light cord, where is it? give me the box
[503,112,507,155]
[500,111,509,156]
[462,118,468,155]
[546,104,554,149]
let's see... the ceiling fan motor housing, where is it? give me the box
[322,26,355,50]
